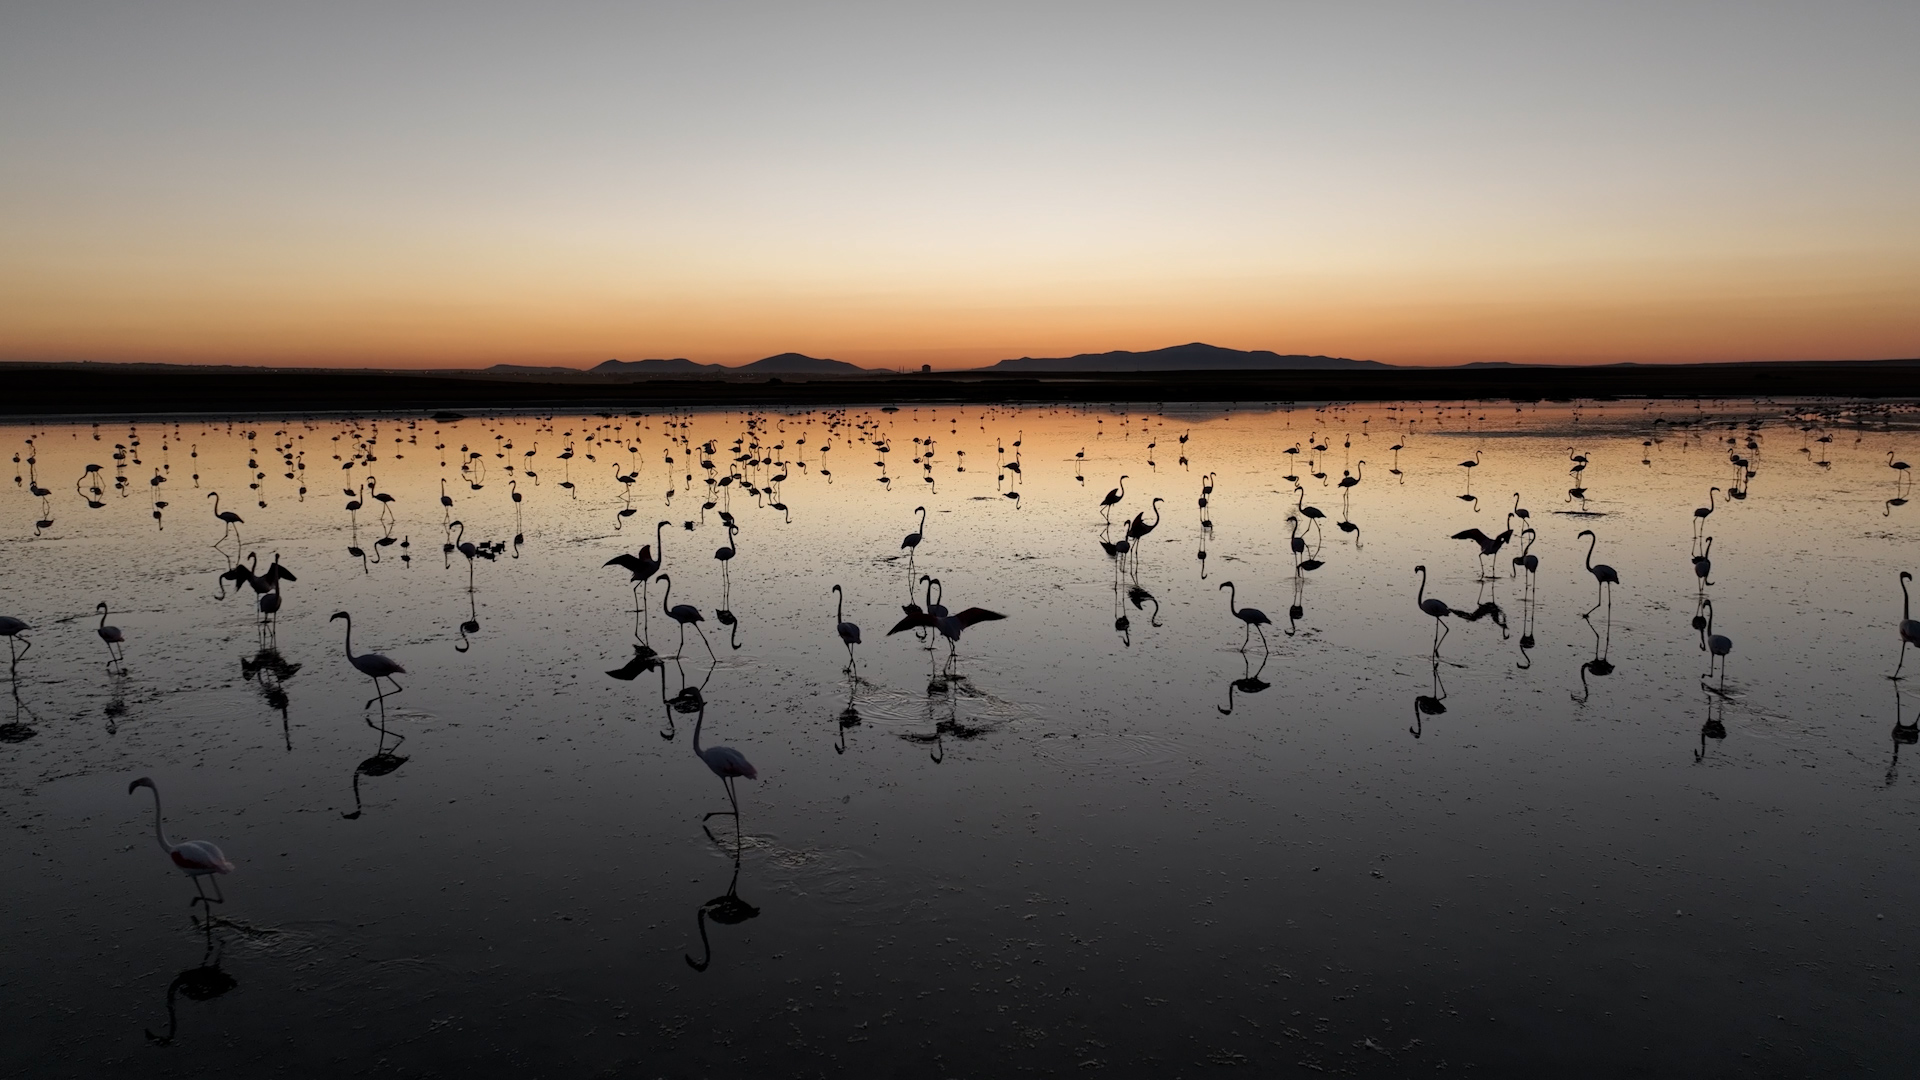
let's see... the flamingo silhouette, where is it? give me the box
[1413,565,1461,652]
[657,575,715,659]
[1218,581,1272,652]
[1895,572,1920,679]
[329,611,405,710]
[1577,529,1621,615]
[96,601,126,665]
[832,584,861,671]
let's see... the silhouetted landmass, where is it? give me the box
[4,357,1917,416]
[984,342,1382,372]
[590,353,867,377]
[735,352,866,374]
[592,357,722,375]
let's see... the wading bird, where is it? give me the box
[128,777,233,907]
[1413,565,1460,652]
[692,701,756,821]
[96,601,126,665]
[1577,529,1621,614]
[1218,581,1272,652]
[657,575,715,659]
[1700,599,1733,690]
[832,584,861,671]
[1896,572,1920,679]
[329,611,406,710]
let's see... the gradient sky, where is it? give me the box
[3,2,1916,369]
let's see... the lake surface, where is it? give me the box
[5,399,1919,1076]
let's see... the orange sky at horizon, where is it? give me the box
[3,4,1916,372]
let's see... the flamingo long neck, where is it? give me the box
[1149,500,1161,526]
[210,493,220,514]
[1224,584,1237,614]
[1584,533,1597,571]
[917,506,926,531]
[835,588,844,622]
[1295,488,1305,511]
[1705,602,1714,637]
[98,606,108,629]
[1117,477,1126,499]
[660,577,673,614]
[340,615,356,664]
[655,521,667,559]
[1904,576,1912,622]
[692,705,706,757]
[1416,568,1428,606]
[1709,488,1717,511]
[143,785,172,851]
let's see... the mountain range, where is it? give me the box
[572,343,1375,378]
[980,342,1378,372]
[590,352,865,376]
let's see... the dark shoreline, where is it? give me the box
[4,359,1918,417]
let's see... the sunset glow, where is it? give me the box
[3,3,1915,369]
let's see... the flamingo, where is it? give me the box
[1891,451,1912,484]
[901,506,927,560]
[127,777,233,906]
[832,584,861,671]
[604,520,669,613]
[886,587,1004,663]
[206,492,243,544]
[1217,581,1272,651]
[1577,529,1621,613]
[1895,572,1920,679]
[329,611,406,709]
[1413,565,1459,651]
[1293,486,1325,533]
[1099,476,1128,520]
[1700,598,1733,689]
[1693,536,1714,587]
[713,524,739,576]
[692,697,756,821]
[258,579,282,625]
[1510,529,1539,585]
[96,601,126,664]
[0,615,28,668]
[657,575,715,659]
[1451,514,1514,578]
[439,478,454,515]
[1693,487,1720,538]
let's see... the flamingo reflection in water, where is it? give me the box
[144,917,237,1047]
[1219,651,1272,715]
[684,832,760,973]
[341,718,409,820]
[1411,658,1448,738]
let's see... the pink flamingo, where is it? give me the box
[128,777,233,906]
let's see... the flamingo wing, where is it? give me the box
[951,607,1006,629]
[888,612,935,635]
[707,746,758,779]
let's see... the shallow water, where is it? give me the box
[5,399,1920,1075]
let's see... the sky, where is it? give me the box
[2,1,1916,370]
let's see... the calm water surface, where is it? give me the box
[5,400,1920,1076]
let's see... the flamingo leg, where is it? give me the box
[1896,641,1909,680]
[695,623,715,661]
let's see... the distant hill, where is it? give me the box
[592,357,722,375]
[980,342,1384,373]
[590,353,867,377]
[735,352,867,374]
